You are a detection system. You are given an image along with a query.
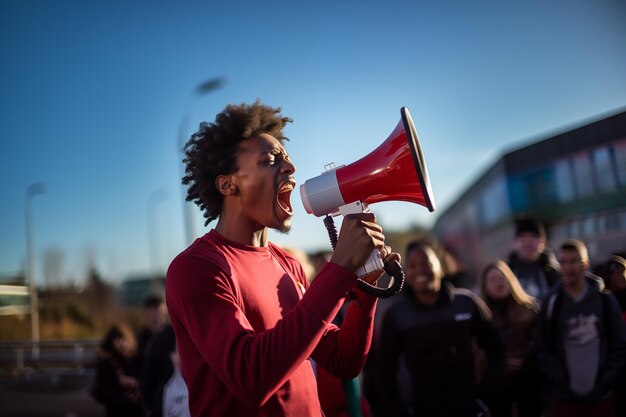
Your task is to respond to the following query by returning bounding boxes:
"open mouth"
[276,181,295,216]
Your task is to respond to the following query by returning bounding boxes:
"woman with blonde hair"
[480,260,542,417]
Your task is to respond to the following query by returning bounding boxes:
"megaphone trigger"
[338,201,369,216]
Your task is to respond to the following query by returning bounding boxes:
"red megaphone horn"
[300,107,435,216]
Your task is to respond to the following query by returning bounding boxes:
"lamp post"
[147,187,168,292]
[178,77,226,246]
[25,182,45,360]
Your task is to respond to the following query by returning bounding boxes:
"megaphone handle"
[355,250,384,277]
[323,213,405,299]
[337,201,385,277]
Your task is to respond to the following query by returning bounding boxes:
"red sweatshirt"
[165,230,377,417]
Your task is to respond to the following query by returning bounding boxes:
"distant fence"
[0,339,100,373]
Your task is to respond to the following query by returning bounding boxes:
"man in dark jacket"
[141,324,176,417]
[537,239,626,417]
[379,240,506,417]
[508,217,560,300]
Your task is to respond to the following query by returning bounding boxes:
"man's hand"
[329,213,385,273]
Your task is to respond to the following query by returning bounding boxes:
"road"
[0,371,104,417]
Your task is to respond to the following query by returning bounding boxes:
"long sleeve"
[311,287,377,379]
[167,253,359,409]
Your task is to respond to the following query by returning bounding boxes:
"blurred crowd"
[91,295,187,417]
[91,217,626,417]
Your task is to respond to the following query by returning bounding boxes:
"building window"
[479,177,510,227]
[554,159,576,202]
[508,176,528,212]
[592,146,617,193]
[583,216,596,237]
[614,138,626,187]
[572,151,594,198]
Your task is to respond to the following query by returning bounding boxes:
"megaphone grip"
[355,250,385,277]
[322,214,405,299]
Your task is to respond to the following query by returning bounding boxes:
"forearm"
[311,288,377,378]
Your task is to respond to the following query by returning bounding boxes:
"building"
[119,274,165,307]
[432,108,626,284]
[0,272,29,316]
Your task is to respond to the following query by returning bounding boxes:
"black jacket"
[92,351,144,417]
[379,283,506,417]
[141,324,176,417]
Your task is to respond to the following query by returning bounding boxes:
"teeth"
[279,183,294,192]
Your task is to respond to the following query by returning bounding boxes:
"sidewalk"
[0,371,104,417]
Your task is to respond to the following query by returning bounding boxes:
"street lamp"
[25,182,45,360]
[178,77,226,246]
[147,187,168,285]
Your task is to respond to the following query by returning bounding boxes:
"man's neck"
[519,253,541,264]
[215,217,268,247]
[416,289,439,305]
[564,276,586,299]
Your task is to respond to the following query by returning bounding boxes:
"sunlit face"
[515,232,545,262]
[484,267,510,300]
[405,246,443,294]
[559,249,587,288]
[230,134,296,233]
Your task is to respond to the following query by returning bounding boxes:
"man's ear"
[215,175,236,196]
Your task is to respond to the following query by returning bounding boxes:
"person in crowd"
[605,254,626,417]
[309,250,333,281]
[141,324,177,417]
[378,239,506,417]
[165,100,399,417]
[507,217,560,300]
[281,246,316,283]
[606,255,626,318]
[136,295,167,370]
[162,348,191,417]
[92,325,145,417]
[537,239,626,417]
[479,260,542,417]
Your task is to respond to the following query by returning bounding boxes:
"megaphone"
[300,107,435,298]
[301,107,435,216]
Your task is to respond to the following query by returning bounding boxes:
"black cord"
[323,215,338,251]
[323,215,405,299]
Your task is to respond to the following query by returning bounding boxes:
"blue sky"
[1,0,625,285]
